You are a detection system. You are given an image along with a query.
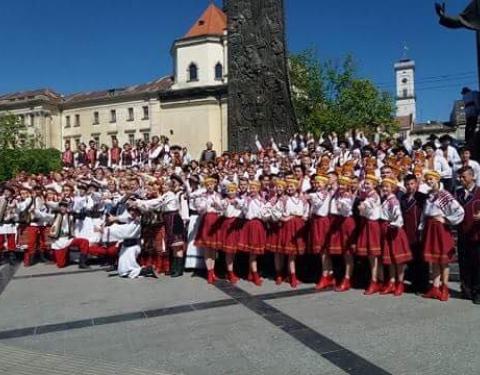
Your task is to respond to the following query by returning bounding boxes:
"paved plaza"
[0,261,479,375]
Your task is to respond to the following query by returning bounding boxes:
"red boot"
[380,282,396,295]
[315,274,335,290]
[289,273,299,289]
[439,285,450,302]
[335,278,351,292]
[227,271,239,284]
[23,253,32,267]
[422,286,441,300]
[394,282,405,297]
[207,270,218,284]
[364,281,381,295]
[252,272,263,287]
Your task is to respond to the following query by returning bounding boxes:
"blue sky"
[0,0,475,122]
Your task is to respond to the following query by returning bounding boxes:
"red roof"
[184,3,227,39]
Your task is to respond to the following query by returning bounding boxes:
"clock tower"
[395,59,416,123]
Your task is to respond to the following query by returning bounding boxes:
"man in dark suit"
[400,174,428,293]
[200,142,217,163]
[456,166,480,304]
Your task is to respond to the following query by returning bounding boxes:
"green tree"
[0,113,26,149]
[289,49,398,137]
[0,113,59,181]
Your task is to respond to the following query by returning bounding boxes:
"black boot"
[38,251,49,263]
[79,253,90,269]
[140,265,157,278]
[8,252,16,266]
[171,257,184,278]
[169,257,177,277]
[105,263,117,272]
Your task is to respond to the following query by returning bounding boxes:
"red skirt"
[309,215,330,254]
[328,215,355,255]
[266,222,282,253]
[423,218,455,265]
[278,217,307,255]
[380,221,412,265]
[195,213,222,251]
[219,217,243,254]
[356,218,382,257]
[238,219,266,255]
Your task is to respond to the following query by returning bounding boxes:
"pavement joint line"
[12,267,107,280]
[214,280,392,375]
[0,298,239,340]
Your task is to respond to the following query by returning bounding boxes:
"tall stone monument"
[224,0,298,151]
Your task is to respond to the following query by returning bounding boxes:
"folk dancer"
[455,166,480,304]
[421,170,464,302]
[379,178,412,296]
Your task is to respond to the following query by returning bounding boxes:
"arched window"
[403,88,408,98]
[215,63,223,81]
[188,63,198,82]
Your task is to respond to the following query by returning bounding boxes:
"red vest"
[456,186,480,242]
[62,150,74,166]
[110,147,121,164]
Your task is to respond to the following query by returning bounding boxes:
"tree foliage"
[0,113,59,181]
[289,49,398,137]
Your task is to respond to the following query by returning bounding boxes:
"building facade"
[0,3,228,159]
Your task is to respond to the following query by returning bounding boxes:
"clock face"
[402,78,408,84]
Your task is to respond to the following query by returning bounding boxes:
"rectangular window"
[93,111,99,125]
[403,88,408,98]
[74,114,80,127]
[92,135,100,145]
[74,137,81,147]
[65,115,71,128]
[128,133,135,145]
[127,107,134,121]
[29,114,35,127]
[110,134,117,143]
[110,109,116,123]
[143,132,150,142]
[142,106,149,120]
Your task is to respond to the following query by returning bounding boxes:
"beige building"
[0,3,228,159]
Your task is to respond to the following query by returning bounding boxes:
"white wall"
[172,37,226,89]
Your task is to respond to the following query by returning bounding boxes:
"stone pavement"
[0,261,479,375]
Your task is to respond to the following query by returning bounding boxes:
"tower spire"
[402,41,409,60]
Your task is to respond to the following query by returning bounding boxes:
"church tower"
[171,3,227,90]
[395,59,416,123]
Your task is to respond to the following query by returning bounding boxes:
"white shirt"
[330,192,353,217]
[420,191,465,228]
[359,191,381,220]
[283,195,309,220]
[240,196,266,220]
[309,190,331,217]
[380,195,403,227]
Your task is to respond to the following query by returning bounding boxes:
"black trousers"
[465,115,478,145]
[406,243,429,292]
[457,238,480,297]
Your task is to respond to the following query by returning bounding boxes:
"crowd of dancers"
[1,131,480,304]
